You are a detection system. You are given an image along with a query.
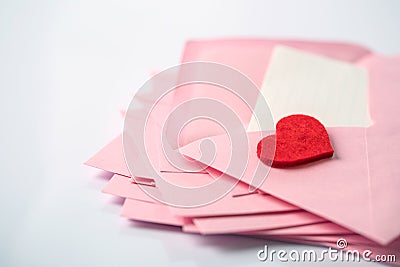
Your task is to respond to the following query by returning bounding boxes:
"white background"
[1,0,399,266]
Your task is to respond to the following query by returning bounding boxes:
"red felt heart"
[257,114,334,168]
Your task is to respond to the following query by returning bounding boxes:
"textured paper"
[248,46,371,131]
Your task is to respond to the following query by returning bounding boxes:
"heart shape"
[257,114,334,168]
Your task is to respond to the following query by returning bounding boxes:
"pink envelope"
[85,133,206,185]
[89,139,318,229]
[86,135,128,178]
[115,184,400,263]
[170,39,372,151]
[250,222,353,236]
[87,133,317,224]
[120,196,325,234]
[102,174,158,204]
[109,174,356,235]
[191,211,326,234]
[183,221,353,236]
[103,174,299,217]
[119,198,362,244]
[180,55,400,245]
[121,198,189,227]
[119,198,397,251]
[119,197,306,232]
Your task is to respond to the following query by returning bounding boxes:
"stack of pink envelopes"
[86,39,400,265]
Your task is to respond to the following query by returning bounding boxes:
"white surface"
[1,0,399,266]
[248,46,370,131]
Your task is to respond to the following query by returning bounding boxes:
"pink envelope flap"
[102,174,158,204]
[85,134,128,177]
[192,211,326,234]
[183,221,353,236]
[121,198,189,227]
[252,222,354,236]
